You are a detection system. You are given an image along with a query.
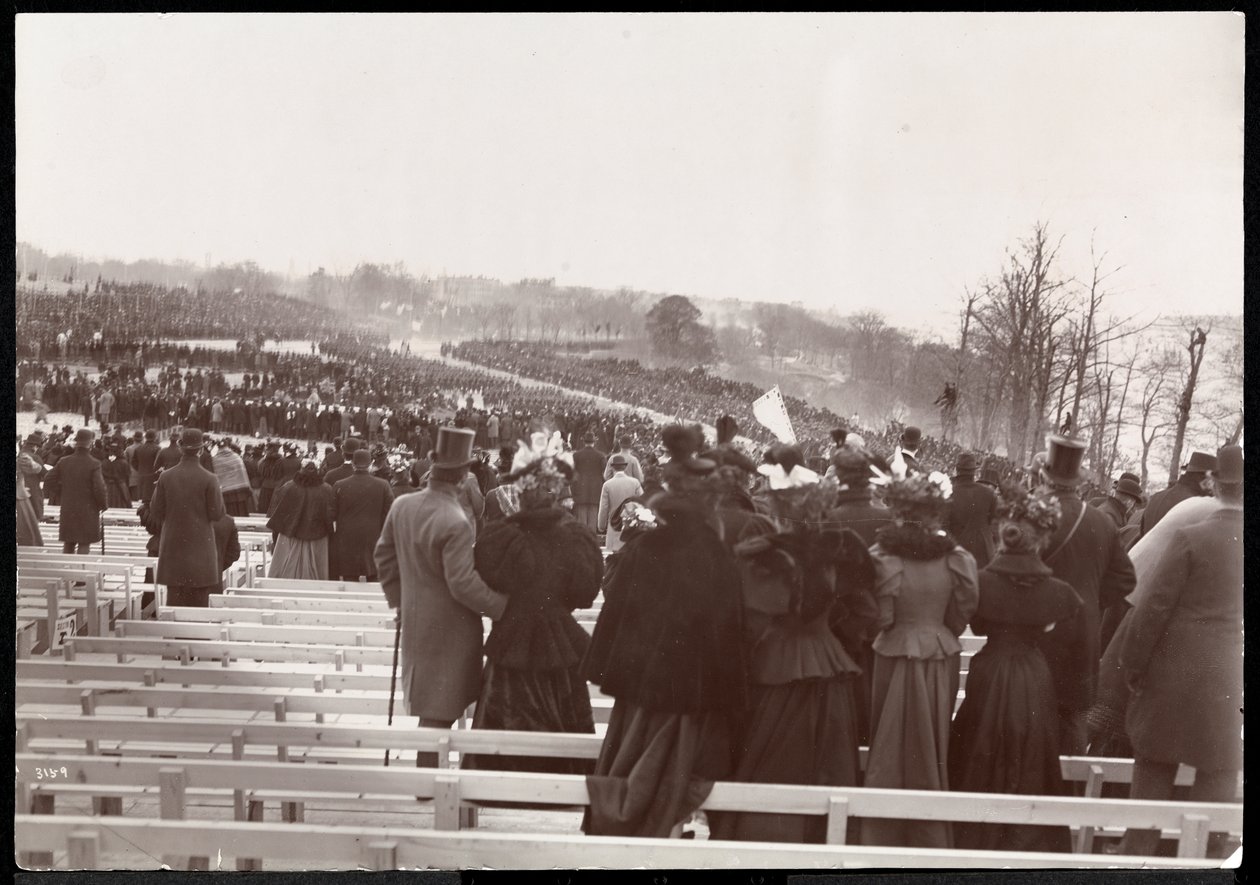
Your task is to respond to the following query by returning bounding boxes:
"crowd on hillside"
[15,283,388,361]
[452,340,1023,480]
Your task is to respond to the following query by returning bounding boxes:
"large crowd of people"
[450,340,1020,481]
[14,294,1241,858]
[15,282,389,361]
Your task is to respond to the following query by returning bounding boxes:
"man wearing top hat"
[45,428,107,554]
[374,426,509,761]
[1117,445,1243,858]
[945,451,998,570]
[1035,434,1137,755]
[1138,451,1217,538]
[145,428,228,607]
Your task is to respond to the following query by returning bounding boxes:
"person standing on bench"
[46,427,107,554]
[145,428,227,607]
[374,426,508,765]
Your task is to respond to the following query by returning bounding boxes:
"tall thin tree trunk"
[1167,327,1208,486]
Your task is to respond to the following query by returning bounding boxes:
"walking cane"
[384,609,402,766]
[100,510,106,555]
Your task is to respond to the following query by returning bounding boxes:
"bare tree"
[966,222,1071,465]
[1166,325,1210,486]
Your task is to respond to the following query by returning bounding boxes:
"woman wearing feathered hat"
[861,471,979,850]
[708,450,878,844]
[581,423,747,839]
[462,438,603,779]
[947,484,1081,853]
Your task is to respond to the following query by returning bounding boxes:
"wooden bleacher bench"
[17,815,1227,871]
[14,753,1239,867]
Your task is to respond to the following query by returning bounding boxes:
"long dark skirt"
[861,652,958,849]
[948,638,1072,852]
[222,487,253,517]
[708,677,862,844]
[462,661,596,776]
[582,700,736,839]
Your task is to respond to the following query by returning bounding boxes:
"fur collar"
[874,524,957,560]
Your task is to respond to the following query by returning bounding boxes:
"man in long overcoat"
[571,431,607,532]
[945,451,998,569]
[1117,445,1242,857]
[130,429,162,505]
[332,449,394,582]
[1036,435,1136,755]
[47,428,107,553]
[146,428,227,607]
[374,426,507,765]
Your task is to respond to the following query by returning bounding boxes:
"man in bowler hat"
[1139,451,1217,538]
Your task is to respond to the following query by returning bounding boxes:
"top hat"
[955,451,979,476]
[979,464,1002,487]
[716,416,739,445]
[1181,451,1217,474]
[23,434,41,447]
[1041,435,1086,484]
[73,428,95,448]
[352,449,372,468]
[830,427,848,446]
[609,453,628,468]
[900,426,922,448]
[179,428,205,450]
[432,426,476,468]
[1214,444,1243,484]
[1114,477,1144,502]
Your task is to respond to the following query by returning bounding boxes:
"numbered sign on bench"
[50,615,77,652]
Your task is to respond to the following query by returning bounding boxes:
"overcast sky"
[16,13,1244,336]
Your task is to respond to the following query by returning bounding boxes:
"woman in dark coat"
[708,461,878,844]
[861,472,979,850]
[581,424,747,839]
[256,442,285,514]
[266,460,336,580]
[101,441,133,508]
[948,485,1080,853]
[463,453,604,775]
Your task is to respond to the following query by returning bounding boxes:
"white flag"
[752,385,796,444]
